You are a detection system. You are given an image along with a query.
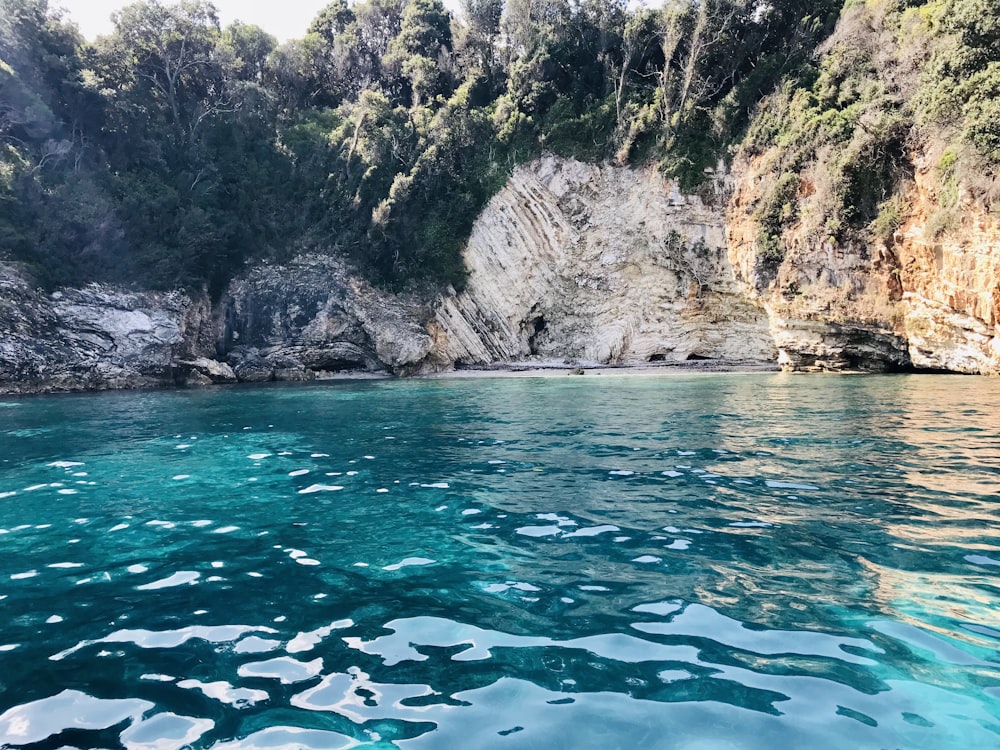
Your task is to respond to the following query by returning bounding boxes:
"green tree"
[456,0,503,93]
[384,0,453,106]
[220,21,276,83]
[96,0,226,148]
[309,0,356,44]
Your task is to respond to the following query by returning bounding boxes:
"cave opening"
[528,316,547,355]
[846,353,955,374]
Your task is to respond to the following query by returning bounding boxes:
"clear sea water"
[0,373,998,750]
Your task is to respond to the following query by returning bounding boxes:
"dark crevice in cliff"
[895,363,968,375]
[528,316,547,356]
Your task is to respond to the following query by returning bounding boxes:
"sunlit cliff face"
[728,140,1000,376]
[434,156,776,366]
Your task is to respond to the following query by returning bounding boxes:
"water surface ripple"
[0,374,998,748]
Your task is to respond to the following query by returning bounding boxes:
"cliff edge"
[3,152,998,394]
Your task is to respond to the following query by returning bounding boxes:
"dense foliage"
[742,0,1000,282]
[1,0,841,291]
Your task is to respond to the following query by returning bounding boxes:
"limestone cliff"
[721,0,1000,375]
[894,150,1000,373]
[727,144,1000,376]
[0,255,437,393]
[4,152,1000,395]
[433,156,775,366]
[726,152,914,373]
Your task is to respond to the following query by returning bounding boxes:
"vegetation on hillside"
[741,0,1000,284]
[0,0,871,293]
[7,0,1000,291]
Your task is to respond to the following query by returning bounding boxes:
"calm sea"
[0,374,998,749]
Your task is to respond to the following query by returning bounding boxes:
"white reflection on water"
[0,690,152,745]
[50,624,277,660]
[177,679,269,709]
[630,603,881,663]
[119,711,214,750]
[136,571,200,590]
[344,615,701,666]
[210,726,357,750]
[287,618,355,653]
[237,656,324,684]
[233,635,282,654]
[292,667,435,722]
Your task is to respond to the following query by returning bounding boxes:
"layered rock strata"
[727,149,1000,375]
[4,154,1000,394]
[894,153,1000,374]
[434,156,775,365]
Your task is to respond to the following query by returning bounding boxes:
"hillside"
[2,0,999,386]
[728,0,1000,372]
[1,0,839,290]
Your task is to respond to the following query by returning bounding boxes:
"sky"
[58,1,662,43]
[58,0,463,42]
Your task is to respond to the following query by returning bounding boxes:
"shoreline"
[1,358,973,397]
[0,359,782,397]
[419,359,781,380]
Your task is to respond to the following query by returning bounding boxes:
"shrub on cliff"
[739,0,1000,274]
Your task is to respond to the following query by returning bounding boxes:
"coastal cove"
[3,156,999,397]
[1,373,998,748]
[3,2,1000,748]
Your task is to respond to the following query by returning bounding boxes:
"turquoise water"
[0,374,998,749]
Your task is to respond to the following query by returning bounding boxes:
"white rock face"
[433,157,776,365]
[54,288,192,366]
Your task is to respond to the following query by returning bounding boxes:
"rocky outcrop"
[178,357,237,385]
[0,254,439,394]
[726,153,914,373]
[433,156,776,366]
[216,255,439,377]
[766,314,911,373]
[893,150,1000,374]
[0,264,213,394]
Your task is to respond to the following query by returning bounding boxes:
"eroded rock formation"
[727,148,1000,375]
[434,156,775,366]
[217,255,438,378]
[0,265,213,393]
[3,154,999,394]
